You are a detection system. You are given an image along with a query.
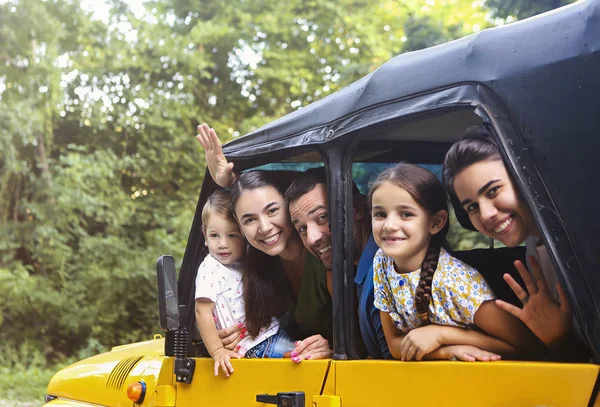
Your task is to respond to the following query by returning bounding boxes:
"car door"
[176,358,332,406]
[329,106,600,407]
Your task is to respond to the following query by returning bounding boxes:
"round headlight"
[126,381,147,404]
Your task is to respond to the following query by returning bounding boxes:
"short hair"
[285,167,362,206]
[285,167,327,205]
[201,188,236,235]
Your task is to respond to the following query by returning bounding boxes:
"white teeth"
[318,245,331,254]
[263,233,279,243]
[494,218,512,234]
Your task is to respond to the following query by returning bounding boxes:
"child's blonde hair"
[201,189,237,235]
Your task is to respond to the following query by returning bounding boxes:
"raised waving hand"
[196,123,236,188]
[495,256,572,346]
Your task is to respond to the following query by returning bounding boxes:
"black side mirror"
[156,255,196,383]
[156,255,179,331]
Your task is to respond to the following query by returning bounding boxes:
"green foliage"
[0,0,571,388]
[446,211,489,251]
[0,0,190,363]
[485,0,574,20]
[0,341,56,404]
[0,365,55,403]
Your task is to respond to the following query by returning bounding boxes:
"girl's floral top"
[373,248,494,333]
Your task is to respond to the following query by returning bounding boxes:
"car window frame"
[178,88,598,363]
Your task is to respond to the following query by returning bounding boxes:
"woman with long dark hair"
[196,123,332,362]
[443,126,579,358]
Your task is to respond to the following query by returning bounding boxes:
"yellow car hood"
[46,338,169,406]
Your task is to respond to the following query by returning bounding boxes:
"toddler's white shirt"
[195,254,279,356]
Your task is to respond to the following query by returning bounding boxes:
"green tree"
[0,0,196,360]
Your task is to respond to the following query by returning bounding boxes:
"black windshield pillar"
[323,140,356,359]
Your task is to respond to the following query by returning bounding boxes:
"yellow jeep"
[44,1,600,405]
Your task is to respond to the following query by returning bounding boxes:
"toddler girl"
[195,189,295,377]
[370,163,533,361]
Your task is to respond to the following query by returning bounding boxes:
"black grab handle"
[256,392,305,407]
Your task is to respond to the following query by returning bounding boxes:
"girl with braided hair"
[370,163,534,361]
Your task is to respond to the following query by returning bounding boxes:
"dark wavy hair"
[284,167,326,205]
[285,166,363,208]
[230,171,291,337]
[442,126,502,231]
[368,163,449,323]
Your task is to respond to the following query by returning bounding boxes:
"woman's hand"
[400,325,444,361]
[196,123,236,188]
[444,345,502,362]
[284,335,332,362]
[212,347,242,377]
[217,322,246,351]
[495,256,572,346]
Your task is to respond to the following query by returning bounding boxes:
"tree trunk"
[12,175,21,222]
[35,131,52,185]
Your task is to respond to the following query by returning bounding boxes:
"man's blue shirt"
[355,235,391,359]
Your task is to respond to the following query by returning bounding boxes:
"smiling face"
[371,182,445,273]
[453,159,537,247]
[204,213,246,265]
[289,183,332,269]
[233,185,293,257]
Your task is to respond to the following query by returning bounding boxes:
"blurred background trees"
[0,0,574,399]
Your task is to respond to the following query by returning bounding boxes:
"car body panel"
[176,358,331,406]
[45,355,600,406]
[334,360,599,406]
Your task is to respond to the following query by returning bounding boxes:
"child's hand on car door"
[212,347,242,377]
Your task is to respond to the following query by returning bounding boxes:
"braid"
[414,234,443,325]
[367,162,449,326]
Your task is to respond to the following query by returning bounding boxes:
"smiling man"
[285,167,391,359]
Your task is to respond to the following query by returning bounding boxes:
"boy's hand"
[400,325,443,360]
[212,347,242,377]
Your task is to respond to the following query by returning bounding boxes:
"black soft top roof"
[224,0,599,157]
